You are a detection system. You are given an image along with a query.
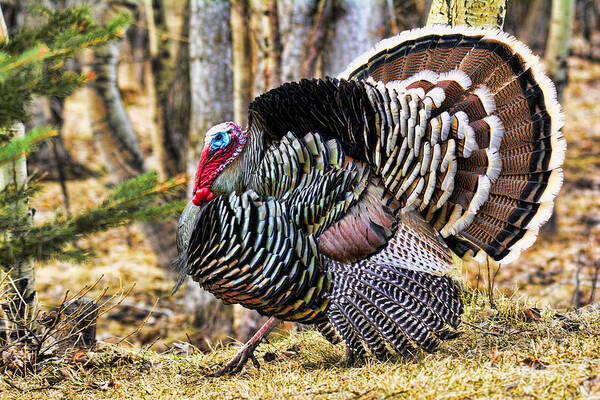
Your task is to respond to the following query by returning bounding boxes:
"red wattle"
[193,147,212,191]
[192,187,215,205]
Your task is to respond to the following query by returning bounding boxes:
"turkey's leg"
[207,316,281,376]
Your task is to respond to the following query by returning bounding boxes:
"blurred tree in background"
[0,4,184,341]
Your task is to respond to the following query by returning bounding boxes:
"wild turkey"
[175,25,565,375]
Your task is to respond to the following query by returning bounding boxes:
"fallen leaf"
[60,366,74,380]
[490,346,503,366]
[524,308,541,322]
[72,350,88,363]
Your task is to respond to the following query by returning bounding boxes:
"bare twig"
[463,321,503,337]
[117,298,158,345]
[0,276,135,374]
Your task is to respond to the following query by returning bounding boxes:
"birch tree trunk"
[0,5,35,339]
[321,0,387,77]
[231,0,253,127]
[426,0,507,29]
[186,0,234,337]
[542,0,575,234]
[545,0,575,97]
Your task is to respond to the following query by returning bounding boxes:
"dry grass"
[1,292,599,399]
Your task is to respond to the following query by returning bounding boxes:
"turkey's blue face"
[192,122,246,206]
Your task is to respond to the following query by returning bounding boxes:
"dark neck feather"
[240,124,267,190]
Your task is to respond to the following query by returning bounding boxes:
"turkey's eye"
[211,131,231,151]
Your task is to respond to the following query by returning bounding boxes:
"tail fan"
[339,26,565,263]
[326,260,463,357]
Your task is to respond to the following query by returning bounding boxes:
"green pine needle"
[0,126,58,165]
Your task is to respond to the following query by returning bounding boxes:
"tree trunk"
[251,0,284,94]
[545,0,575,96]
[505,0,551,53]
[88,35,179,271]
[142,0,167,179]
[263,0,283,89]
[242,0,318,341]
[157,0,190,177]
[0,124,35,341]
[321,0,387,77]
[89,42,147,179]
[279,0,319,80]
[299,0,332,78]
[232,0,258,339]
[542,0,575,234]
[426,0,507,29]
[186,0,234,336]
[231,0,253,127]
[144,0,190,178]
[120,4,147,94]
[0,5,35,341]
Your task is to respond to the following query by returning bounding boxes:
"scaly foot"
[206,316,281,377]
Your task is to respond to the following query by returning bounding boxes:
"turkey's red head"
[192,122,246,206]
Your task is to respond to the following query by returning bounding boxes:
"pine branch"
[0,173,185,267]
[0,7,131,127]
[0,126,58,166]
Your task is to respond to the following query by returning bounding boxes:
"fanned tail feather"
[339,25,566,263]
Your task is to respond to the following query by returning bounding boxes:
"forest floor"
[2,294,600,399]
[1,55,600,398]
